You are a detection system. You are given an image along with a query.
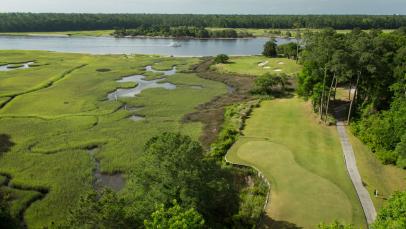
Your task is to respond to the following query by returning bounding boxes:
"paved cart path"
[336,121,377,225]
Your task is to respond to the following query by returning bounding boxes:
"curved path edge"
[336,121,377,225]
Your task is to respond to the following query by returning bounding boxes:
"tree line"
[113,26,253,38]
[1,13,406,32]
[298,28,406,168]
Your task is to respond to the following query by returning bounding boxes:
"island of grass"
[212,55,302,77]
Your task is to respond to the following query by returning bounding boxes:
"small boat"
[169,42,181,47]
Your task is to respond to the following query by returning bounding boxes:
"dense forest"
[1,13,406,32]
[113,27,253,38]
[298,28,406,168]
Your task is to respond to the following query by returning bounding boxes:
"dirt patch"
[183,58,254,148]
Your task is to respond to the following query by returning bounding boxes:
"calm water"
[0,35,296,56]
[0,61,34,71]
[107,66,177,100]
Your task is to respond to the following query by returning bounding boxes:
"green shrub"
[262,40,277,57]
[372,191,406,229]
[214,54,229,64]
[253,73,289,95]
[318,221,354,229]
[395,134,406,168]
[376,150,399,165]
[210,128,239,158]
[144,200,205,229]
[352,97,406,167]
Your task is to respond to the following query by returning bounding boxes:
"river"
[0,35,296,56]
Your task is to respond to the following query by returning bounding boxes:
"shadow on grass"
[0,134,14,155]
[271,89,295,99]
[261,214,303,229]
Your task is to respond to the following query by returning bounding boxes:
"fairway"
[227,98,366,228]
[0,50,227,228]
[212,56,302,76]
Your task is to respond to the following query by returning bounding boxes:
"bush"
[214,54,229,64]
[353,97,406,167]
[376,150,399,165]
[253,73,289,95]
[144,200,205,229]
[373,191,406,229]
[318,221,354,229]
[395,134,406,168]
[210,128,239,158]
[262,40,277,57]
[277,42,299,59]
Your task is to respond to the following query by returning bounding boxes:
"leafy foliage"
[277,42,299,59]
[253,73,289,95]
[298,28,406,167]
[262,40,278,57]
[114,26,253,38]
[373,191,406,229]
[1,14,406,32]
[144,200,205,229]
[318,221,354,229]
[127,132,240,227]
[214,54,230,64]
[64,189,133,229]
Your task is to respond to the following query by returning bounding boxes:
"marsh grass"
[0,50,226,228]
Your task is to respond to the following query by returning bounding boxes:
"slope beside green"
[227,98,366,228]
[347,130,406,210]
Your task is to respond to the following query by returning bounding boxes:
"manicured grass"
[347,129,406,210]
[226,98,366,228]
[212,56,302,77]
[0,50,227,228]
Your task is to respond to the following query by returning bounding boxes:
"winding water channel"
[0,61,34,71]
[107,65,177,100]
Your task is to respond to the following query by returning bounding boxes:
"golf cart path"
[336,121,377,225]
